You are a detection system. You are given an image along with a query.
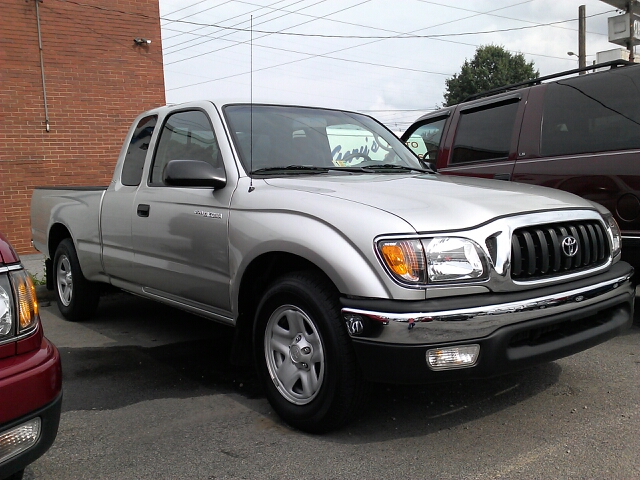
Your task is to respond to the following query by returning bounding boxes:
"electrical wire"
[165,0,371,65]
[162,27,454,75]
[46,0,607,92]
[416,0,610,37]
[159,11,614,39]
[162,0,220,19]
[165,0,561,92]
[163,0,303,47]
[164,0,329,56]
[50,0,612,41]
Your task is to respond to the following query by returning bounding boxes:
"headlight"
[9,270,39,334]
[377,237,488,285]
[602,213,621,259]
[0,269,40,343]
[424,237,487,283]
[0,284,11,336]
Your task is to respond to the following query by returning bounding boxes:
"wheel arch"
[231,252,339,366]
[48,223,72,260]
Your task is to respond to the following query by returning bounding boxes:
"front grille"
[511,220,609,280]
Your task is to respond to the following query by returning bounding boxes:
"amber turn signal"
[10,269,39,333]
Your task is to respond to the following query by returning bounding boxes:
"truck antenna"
[248,15,255,193]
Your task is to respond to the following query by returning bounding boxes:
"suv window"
[121,116,157,186]
[404,117,447,162]
[151,110,221,185]
[451,101,519,164]
[541,70,640,156]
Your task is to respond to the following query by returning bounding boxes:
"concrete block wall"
[1,0,165,254]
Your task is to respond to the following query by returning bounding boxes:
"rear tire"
[53,238,99,321]
[254,271,365,433]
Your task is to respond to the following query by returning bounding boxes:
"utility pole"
[579,5,586,73]
[601,0,639,62]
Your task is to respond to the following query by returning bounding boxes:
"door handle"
[493,173,511,181]
[137,204,150,217]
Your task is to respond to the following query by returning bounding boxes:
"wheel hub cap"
[264,305,325,405]
[289,335,313,370]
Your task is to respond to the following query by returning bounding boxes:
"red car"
[0,233,61,480]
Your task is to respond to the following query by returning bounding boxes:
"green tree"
[444,45,538,106]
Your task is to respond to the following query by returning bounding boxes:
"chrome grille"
[511,221,609,280]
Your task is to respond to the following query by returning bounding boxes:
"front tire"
[4,469,25,480]
[53,238,99,321]
[254,271,364,433]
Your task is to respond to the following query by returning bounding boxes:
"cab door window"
[151,110,222,185]
[452,101,519,164]
[121,115,157,186]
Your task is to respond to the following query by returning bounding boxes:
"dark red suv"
[0,233,61,480]
[402,61,639,281]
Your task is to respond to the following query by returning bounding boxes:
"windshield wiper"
[343,164,432,173]
[252,165,330,175]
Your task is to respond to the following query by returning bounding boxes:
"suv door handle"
[137,204,150,217]
[493,173,511,181]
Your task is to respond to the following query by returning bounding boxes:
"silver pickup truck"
[31,101,635,432]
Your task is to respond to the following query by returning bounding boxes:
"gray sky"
[159,0,623,132]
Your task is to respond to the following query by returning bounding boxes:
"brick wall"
[1,0,165,254]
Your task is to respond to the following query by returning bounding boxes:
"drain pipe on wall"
[35,0,50,132]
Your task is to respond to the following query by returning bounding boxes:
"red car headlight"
[10,269,40,334]
[0,268,41,342]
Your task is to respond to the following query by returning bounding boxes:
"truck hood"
[263,173,595,233]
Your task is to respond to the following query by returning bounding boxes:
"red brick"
[1,0,165,253]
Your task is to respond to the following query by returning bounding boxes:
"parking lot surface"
[24,289,640,479]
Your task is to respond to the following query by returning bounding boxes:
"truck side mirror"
[163,159,227,189]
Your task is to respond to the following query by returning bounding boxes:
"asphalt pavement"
[21,279,640,479]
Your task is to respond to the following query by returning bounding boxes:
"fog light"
[426,345,480,370]
[0,418,41,464]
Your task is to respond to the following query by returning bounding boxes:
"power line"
[165,0,334,58]
[47,0,600,91]
[165,0,371,65]
[162,0,234,25]
[416,0,609,37]
[160,11,613,39]
[162,27,454,75]
[163,0,303,46]
[51,0,612,40]
[165,0,556,92]
[163,0,219,19]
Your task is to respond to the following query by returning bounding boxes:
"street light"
[568,51,587,74]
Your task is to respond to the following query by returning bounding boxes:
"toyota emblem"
[561,236,578,257]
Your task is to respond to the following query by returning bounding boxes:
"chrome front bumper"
[342,266,635,345]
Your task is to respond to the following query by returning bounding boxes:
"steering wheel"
[373,132,393,152]
[341,152,372,165]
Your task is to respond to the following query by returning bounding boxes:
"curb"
[35,285,56,304]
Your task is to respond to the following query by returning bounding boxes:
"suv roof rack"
[462,59,634,103]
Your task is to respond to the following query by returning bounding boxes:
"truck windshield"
[223,104,427,174]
